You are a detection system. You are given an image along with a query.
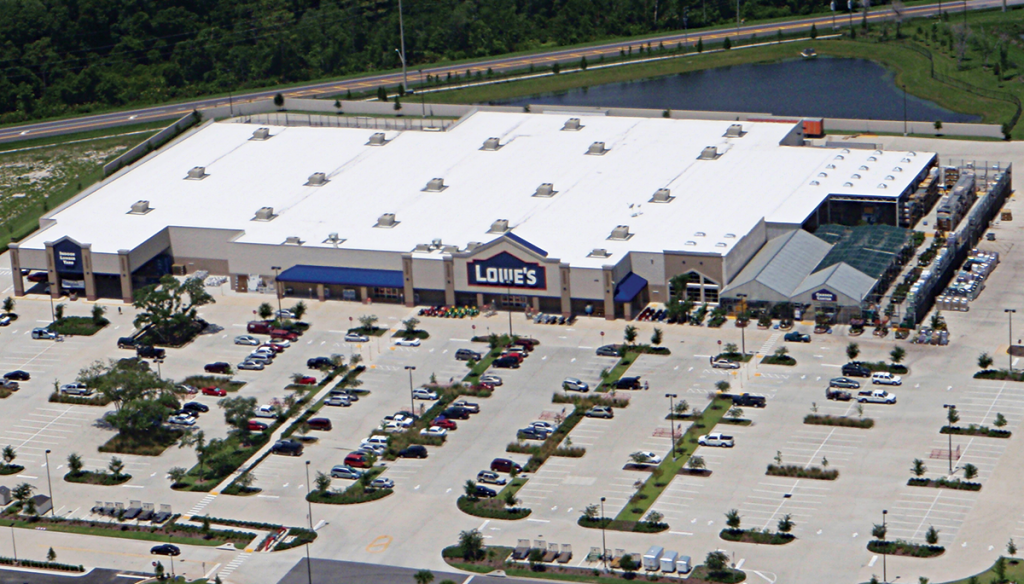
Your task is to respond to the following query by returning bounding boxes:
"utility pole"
[398,0,409,93]
[666,394,678,459]
[405,366,416,415]
[1006,309,1016,371]
[271,266,282,316]
[304,461,314,584]
[943,404,956,473]
[44,449,54,516]
[882,509,888,582]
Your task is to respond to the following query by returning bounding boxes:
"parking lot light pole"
[943,404,956,473]
[44,449,54,516]
[405,366,416,415]
[882,509,887,582]
[304,460,313,584]
[1005,309,1016,371]
[666,394,678,460]
[736,294,748,356]
[600,497,608,572]
[271,266,283,316]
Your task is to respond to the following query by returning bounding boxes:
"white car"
[361,435,389,449]
[394,338,421,347]
[59,382,91,396]
[871,372,903,386]
[361,443,386,456]
[275,309,296,320]
[631,451,663,464]
[530,421,556,433]
[479,375,502,386]
[711,359,740,370]
[370,477,395,489]
[419,426,448,437]
[381,417,413,430]
[345,333,370,343]
[234,335,260,346]
[254,405,278,418]
[237,361,264,371]
[412,388,438,400]
[562,377,590,392]
[168,414,196,426]
[268,338,291,348]
[325,396,351,407]
[0,315,10,326]
[698,433,735,447]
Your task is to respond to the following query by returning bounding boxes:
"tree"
[995,557,1007,581]
[934,120,943,133]
[315,471,332,493]
[705,550,729,572]
[872,522,887,541]
[108,456,125,480]
[551,62,561,74]
[946,405,960,428]
[645,510,664,526]
[724,342,739,356]
[464,480,478,500]
[219,396,257,436]
[715,380,731,393]
[925,525,940,545]
[11,483,33,507]
[402,317,420,336]
[978,352,994,370]
[414,570,435,584]
[502,489,518,509]
[154,562,164,580]
[728,406,744,421]
[725,508,741,530]
[2,297,14,314]
[773,346,789,360]
[132,275,214,343]
[697,38,704,52]
[674,400,690,417]
[235,471,256,492]
[394,97,402,111]
[777,513,794,533]
[79,357,174,414]
[810,401,819,414]
[47,547,56,562]
[994,413,1008,428]
[583,504,600,521]
[963,463,978,480]
[273,93,284,107]
[619,554,637,577]
[91,304,106,324]
[359,314,379,331]
[1,445,15,468]
[580,56,588,70]
[1007,538,1017,560]
[67,452,83,476]
[458,529,484,561]
[651,327,663,346]
[811,23,818,38]
[54,303,65,322]
[774,451,783,465]
[856,403,865,420]
[630,452,653,465]
[688,455,706,471]
[291,301,307,320]
[912,458,927,477]
[257,303,274,320]
[168,466,187,487]
[624,325,638,344]
[723,36,732,50]
[890,346,905,365]
[846,342,860,361]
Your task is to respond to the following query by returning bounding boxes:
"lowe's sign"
[467,252,546,290]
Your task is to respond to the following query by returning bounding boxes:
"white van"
[871,371,902,386]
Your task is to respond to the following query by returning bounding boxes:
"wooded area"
[1,0,844,123]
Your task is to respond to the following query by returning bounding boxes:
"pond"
[502,57,980,123]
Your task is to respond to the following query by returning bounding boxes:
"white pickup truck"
[698,433,735,447]
[857,390,897,404]
[254,405,278,418]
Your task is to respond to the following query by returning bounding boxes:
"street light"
[943,404,956,473]
[666,394,678,460]
[44,449,54,516]
[736,294,748,356]
[405,366,416,415]
[154,357,163,379]
[600,497,608,572]
[271,266,282,316]
[304,460,314,584]
[1005,309,1016,372]
[506,285,514,338]
[882,509,888,582]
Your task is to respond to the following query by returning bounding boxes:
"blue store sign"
[812,289,837,303]
[53,239,83,274]
[467,252,546,290]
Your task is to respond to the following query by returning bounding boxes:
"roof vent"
[367,132,387,146]
[375,213,398,228]
[810,181,820,186]
[694,231,706,237]
[608,225,632,241]
[251,128,271,141]
[851,174,861,179]
[724,233,736,238]
[562,118,583,131]
[465,242,482,251]
[324,233,345,246]
[874,150,883,155]
[128,200,152,215]
[818,172,828,178]
[826,164,836,169]
[413,243,431,252]
[253,207,276,221]
[885,175,895,180]
[685,241,696,246]
[431,238,443,249]
[424,178,447,192]
[724,124,745,138]
[650,188,674,203]
[842,149,851,154]
[877,183,888,189]
[867,156,878,162]
[489,219,510,233]
[908,151,916,156]
[859,165,869,171]
[893,166,903,172]
[533,183,556,198]
[481,137,502,151]
[586,141,608,156]
[185,166,208,180]
[589,248,611,258]
[305,172,328,186]
[834,155,845,161]
[698,146,720,160]
[843,182,854,187]
[284,236,304,245]
[715,242,728,247]
[901,157,912,163]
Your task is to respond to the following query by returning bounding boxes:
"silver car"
[344,333,370,343]
[246,353,273,364]
[234,335,260,346]
[325,395,351,407]
[237,361,265,371]
[330,465,362,480]
[370,477,395,489]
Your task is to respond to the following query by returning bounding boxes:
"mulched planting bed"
[941,424,1011,438]
[720,529,795,545]
[766,464,838,480]
[49,391,112,406]
[868,539,945,557]
[804,414,874,428]
[458,496,531,520]
[577,517,668,533]
[908,477,982,491]
[64,471,131,486]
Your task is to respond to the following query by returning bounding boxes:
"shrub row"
[766,464,839,480]
[64,471,131,485]
[0,556,84,572]
[761,355,796,366]
[458,496,531,520]
[274,527,317,551]
[868,539,945,557]
[0,465,24,476]
[974,369,1024,382]
[941,424,1011,438]
[720,529,795,545]
[307,486,393,505]
[49,316,108,336]
[577,517,668,533]
[48,391,112,406]
[908,477,982,491]
[804,414,875,428]
[858,361,908,374]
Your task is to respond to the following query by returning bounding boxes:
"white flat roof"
[22,112,933,267]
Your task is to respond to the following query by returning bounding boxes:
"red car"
[431,417,458,430]
[259,344,283,354]
[295,376,317,385]
[201,387,227,397]
[248,420,268,432]
[26,272,48,283]
[344,452,370,468]
[499,352,524,363]
[473,382,495,391]
[270,329,298,341]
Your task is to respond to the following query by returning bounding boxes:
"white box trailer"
[660,550,678,572]
[676,555,692,573]
[642,546,664,571]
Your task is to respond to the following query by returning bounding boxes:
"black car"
[841,363,871,377]
[150,544,180,556]
[455,348,482,361]
[492,357,521,369]
[307,357,334,369]
[182,402,209,414]
[136,345,166,359]
[615,376,642,390]
[398,444,428,458]
[596,345,620,357]
[3,371,29,381]
[117,337,137,349]
[441,407,471,420]
[517,427,548,441]
[474,485,498,498]
[204,362,231,374]
[270,439,304,456]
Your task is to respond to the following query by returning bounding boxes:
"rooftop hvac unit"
[128,200,151,215]
[562,118,583,131]
[251,127,271,141]
[442,245,459,253]
[305,172,327,186]
[185,166,208,180]
[465,242,482,251]
[413,243,431,252]
[588,248,611,258]
[367,132,387,146]
[376,213,398,228]
[253,207,276,221]
[284,236,304,245]
[533,183,556,198]
[724,124,745,138]
[608,225,632,241]
[489,219,510,233]
[431,238,443,249]
[698,146,719,160]
[481,137,501,151]
[424,177,447,192]
[586,141,608,156]
[650,188,674,203]
[323,233,345,246]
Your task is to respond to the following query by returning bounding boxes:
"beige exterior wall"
[630,252,667,304]
[411,256,446,290]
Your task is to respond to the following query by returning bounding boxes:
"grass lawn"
[182,375,246,392]
[941,557,1024,583]
[596,352,640,392]
[49,317,108,336]
[98,427,183,456]
[0,517,236,548]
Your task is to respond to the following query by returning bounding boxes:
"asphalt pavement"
[276,558,536,584]
[0,0,1017,145]
[0,567,138,584]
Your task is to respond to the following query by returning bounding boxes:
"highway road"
[0,0,1016,145]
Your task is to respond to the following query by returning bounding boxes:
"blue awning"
[276,265,403,288]
[614,273,648,303]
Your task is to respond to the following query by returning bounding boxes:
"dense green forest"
[1,0,853,123]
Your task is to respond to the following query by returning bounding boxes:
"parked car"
[476,470,507,485]
[370,477,395,489]
[31,328,58,340]
[825,387,852,401]
[168,414,196,426]
[234,335,260,345]
[857,390,897,404]
[26,272,48,283]
[492,357,520,369]
[710,358,740,370]
[182,402,209,414]
[237,361,265,371]
[615,376,642,390]
[585,406,614,419]
[150,544,180,556]
[270,329,298,342]
[117,337,137,349]
[3,370,29,381]
[325,395,351,407]
[871,372,903,386]
[478,375,502,386]
[698,433,735,447]
[530,421,556,433]
[275,309,296,320]
[247,420,269,432]
[257,344,283,354]
[331,465,363,480]
[412,388,438,400]
[455,348,482,361]
[490,458,522,474]
[271,439,303,456]
[431,417,458,430]
[247,321,273,334]
[307,418,333,431]
[562,377,590,392]
[630,451,663,465]
[450,400,479,413]
[498,351,524,363]
[136,345,165,359]
[204,362,231,374]
[294,376,317,385]
[517,427,548,441]
[330,389,358,401]
[268,338,291,348]
[784,331,811,343]
[177,384,198,395]
[344,452,372,468]
[829,377,860,389]
[254,405,277,418]
[441,407,470,420]
[842,362,872,377]
[245,353,273,365]
[307,357,334,369]
[1,379,19,391]
[59,382,91,396]
[474,485,498,498]
[398,445,428,459]
[344,332,369,343]
[201,386,227,397]
[420,426,448,438]
[724,393,767,408]
[394,338,421,347]
[596,345,620,357]
[513,338,539,351]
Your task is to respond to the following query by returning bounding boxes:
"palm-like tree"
[1,445,15,469]
[458,529,484,561]
[67,452,83,476]
[108,457,125,481]
[725,508,741,530]
[463,480,478,501]
[414,570,435,584]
